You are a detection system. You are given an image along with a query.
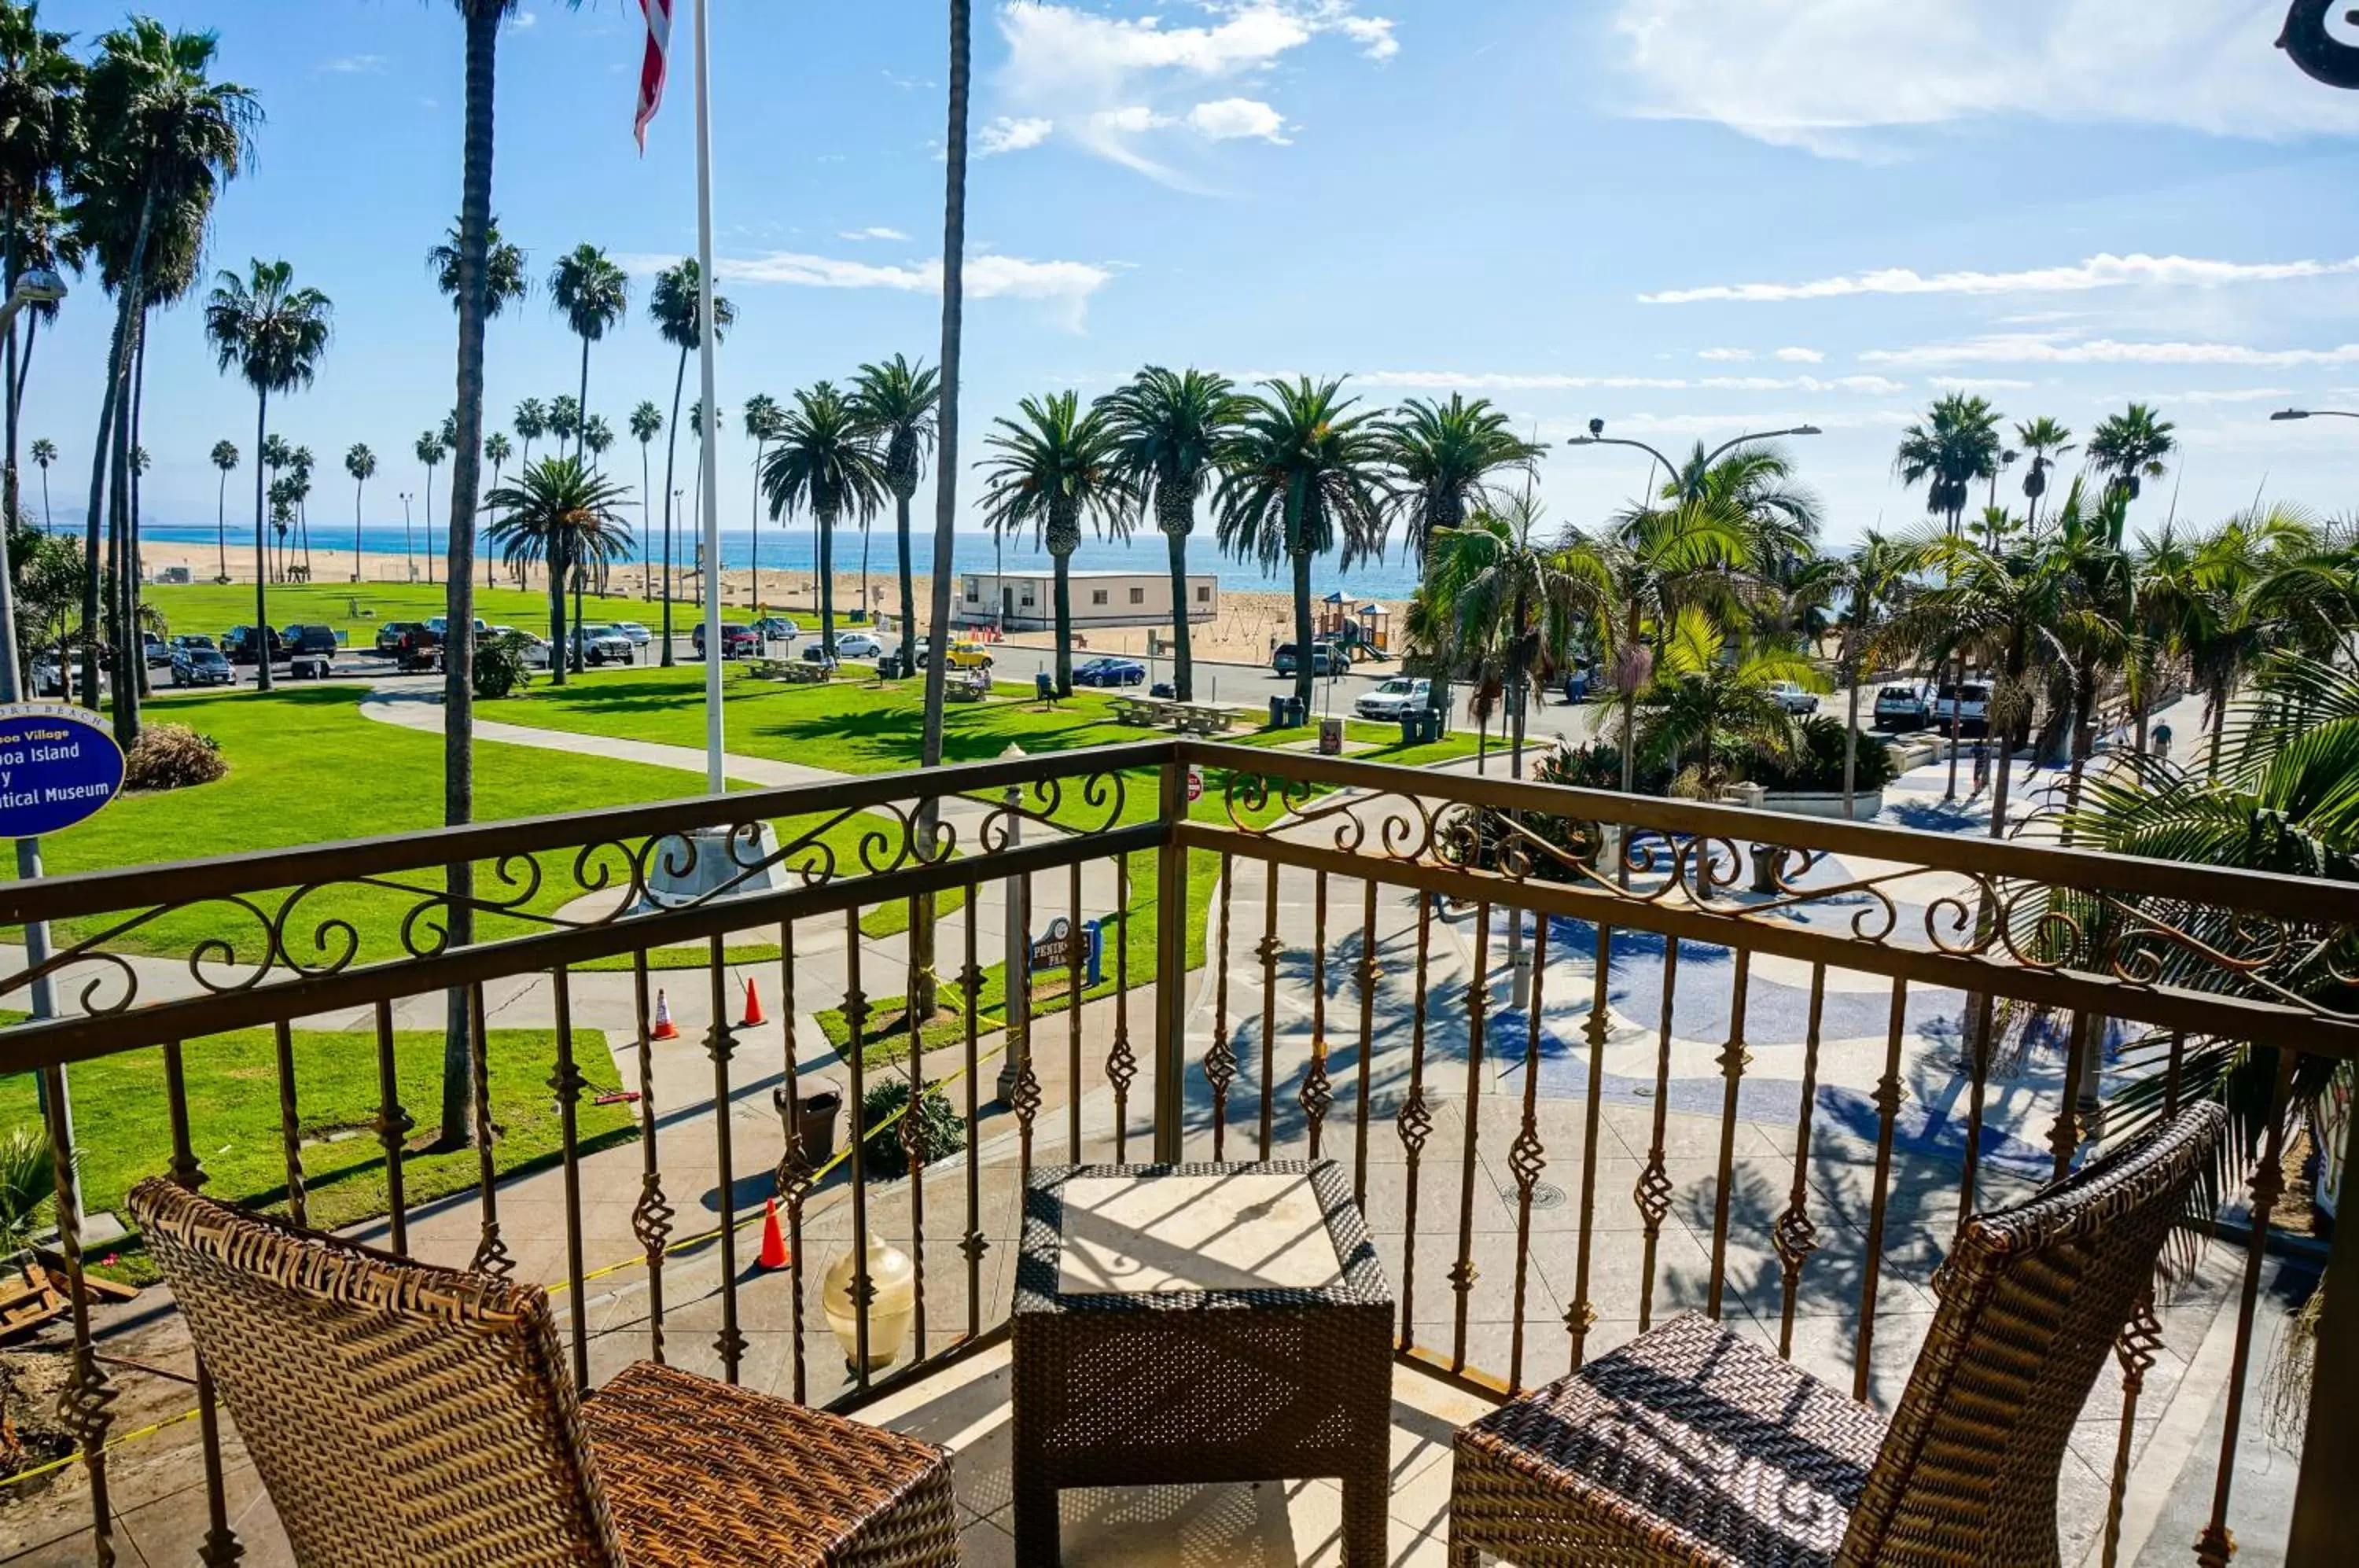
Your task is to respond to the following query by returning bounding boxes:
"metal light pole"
[400,492,414,583]
[2271,407,2359,421]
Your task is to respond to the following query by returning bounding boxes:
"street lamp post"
[2271,407,2359,421]
[399,492,415,583]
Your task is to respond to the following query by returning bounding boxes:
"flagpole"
[692,0,723,795]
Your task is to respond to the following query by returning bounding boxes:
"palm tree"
[344,443,376,580]
[1666,440,1822,586]
[1098,366,1233,702]
[1382,392,1546,569]
[202,258,329,698]
[1582,499,1752,795]
[646,256,734,663]
[581,413,613,470]
[1829,532,1908,815]
[0,1,79,538]
[77,17,256,713]
[629,400,661,600]
[513,396,546,467]
[1214,377,1391,712]
[1425,491,1610,776]
[481,430,511,590]
[205,438,234,579]
[980,391,1131,696]
[1597,605,1819,800]
[428,213,527,317]
[289,443,315,580]
[484,455,632,687]
[762,381,888,660]
[740,391,778,614]
[547,393,581,458]
[1895,392,2004,536]
[414,429,447,587]
[2087,403,2177,522]
[547,242,627,463]
[848,355,940,671]
[2015,416,2074,527]
[28,433,54,530]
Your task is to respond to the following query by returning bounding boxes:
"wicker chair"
[1448,1099,2226,1568]
[127,1178,960,1567]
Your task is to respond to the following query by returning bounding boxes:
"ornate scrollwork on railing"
[978,767,1128,851]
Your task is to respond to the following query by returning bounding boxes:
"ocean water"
[131,521,1428,602]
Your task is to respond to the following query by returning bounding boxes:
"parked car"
[1072,656,1145,687]
[694,622,760,660]
[748,616,798,643]
[1767,680,1821,716]
[142,631,169,667]
[376,620,426,657]
[1933,681,1992,732]
[170,633,217,654]
[916,637,993,672]
[1273,642,1348,677]
[611,621,653,647]
[426,617,491,645]
[169,645,235,688]
[219,625,282,664]
[279,624,339,657]
[1355,676,1433,720]
[571,624,635,667]
[831,631,885,661]
[1873,684,1930,730]
[30,653,65,696]
[489,627,552,669]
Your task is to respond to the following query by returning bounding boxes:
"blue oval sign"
[0,704,125,838]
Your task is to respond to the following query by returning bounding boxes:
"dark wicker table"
[1010,1160,1393,1565]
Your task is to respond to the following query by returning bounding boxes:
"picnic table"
[1110,695,1172,727]
[747,657,797,681]
[1171,703,1235,735]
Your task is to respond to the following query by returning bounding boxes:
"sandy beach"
[134,538,1410,668]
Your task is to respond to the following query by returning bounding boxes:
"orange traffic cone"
[740,976,767,1029]
[650,988,679,1041]
[757,1197,790,1269]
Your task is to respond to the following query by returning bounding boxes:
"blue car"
[1073,656,1146,687]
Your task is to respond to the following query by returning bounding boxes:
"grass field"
[144,579,673,650]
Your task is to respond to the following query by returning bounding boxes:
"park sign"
[0,704,124,838]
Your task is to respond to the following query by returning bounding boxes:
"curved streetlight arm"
[2271,408,2359,421]
[1566,425,1823,501]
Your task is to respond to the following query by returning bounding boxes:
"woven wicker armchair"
[127,1178,960,1568]
[1448,1099,2226,1568]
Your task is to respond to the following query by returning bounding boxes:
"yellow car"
[925,639,993,672]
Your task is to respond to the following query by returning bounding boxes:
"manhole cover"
[1526,1182,1566,1211]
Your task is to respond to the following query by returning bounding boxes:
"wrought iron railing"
[0,738,2348,1564]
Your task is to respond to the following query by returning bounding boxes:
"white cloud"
[1641,252,2359,306]
[1774,346,1824,363]
[620,249,1114,331]
[838,226,912,242]
[1186,98,1290,142]
[2127,386,2296,404]
[1924,377,2038,392]
[1864,335,2359,369]
[992,1,1394,177]
[322,53,387,75]
[510,9,537,29]
[1696,348,1752,362]
[1609,0,2359,157]
[978,116,1055,156]
[1341,369,1908,394]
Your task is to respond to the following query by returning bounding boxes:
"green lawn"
[144,579,673,650]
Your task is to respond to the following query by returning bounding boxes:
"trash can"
[1269,695,1288,728]
[1400,714,1420,745]
[1283,696,1306,727]
[1035,671,1056,703]
[775,1085,843,1170]
[877,653,902,680]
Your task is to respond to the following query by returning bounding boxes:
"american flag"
[635,0,674,151]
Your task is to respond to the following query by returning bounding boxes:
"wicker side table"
[1010,1160,1394,1566]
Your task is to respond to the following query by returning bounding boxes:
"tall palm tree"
[513,396,546,467]
[344,442,375,580]
[646,256,733,664]
[428,213,526,317]
[76,17,255,713]
[481,430,511,590]
[0,1,79,543]
[1098,365,1234,701]
[980,391,1131,696]
[547,242,627,464]
[414,429,447,587]
[2087,403,2177,532]
[848,355,940,671]
[1597,605,1818,800]
[1665,440,1822,586]
[546,393,580,458]
[1829,531,1908,815]
[629,399,661,600]
[202,258,329,698]
[205,438,234,579]
[740,391,778,614]
[2014,415,2074,527]
[762,381,888,660]
[580,413,613,471]
[1581,499,1752,795]
[484,455,632,688]
[1214,377,1391,712]
[289,444,315,580]
[1894,392,2004,536]
[28,434,53,529]
[1382,392,1546,569]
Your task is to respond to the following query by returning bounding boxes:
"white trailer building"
[955,569,1219,633]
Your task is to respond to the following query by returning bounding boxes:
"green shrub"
[1744,714,1897,793]
[474,631,536,701]
[0,1125,53,1255]
[123,723,226,792]
[859,1077,966,1180]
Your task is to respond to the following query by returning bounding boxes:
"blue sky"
[31,1,2359,561]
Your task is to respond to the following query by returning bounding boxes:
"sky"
[29,0,2359,567]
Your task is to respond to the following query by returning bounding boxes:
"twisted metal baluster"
[706,937,747,1383]
[164,1041,243,1566]
[845,908,874,1389]
[2052,1009,2090,1179]
[1301,870,1334,1159]
[961,885,986,1342]
[42,1066,116,1567]
[551,968,591,1392]
[1353,877,1378,1209]
[630,950,673,1365]
[902,899,928,1364]
[1569,922,1610,1371]
[1634,938,1680,1331]
[1207,850,1235,1159]
[773,926,808,1401]
[2100,1029,2184,1568]
[2195,1046,2299,1568]
[1705,948,1752,1320]
[1397,896,1436,1352]
[1068,859,1084,1161]
[1772,964,1827,1357]
[468,983,513,1277]
[1108,853,1135,1161]
[1449,901,1492,1372]
[1257,861,1280,1161]
[372,999,410,1255]
[1855,978,1908,1403]
[1956,992,1995,1227]
[1507,916,1551,1394]
[273,1019,307,1226]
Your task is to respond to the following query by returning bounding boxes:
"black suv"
[279,624,338,657]
[220,625,282,664]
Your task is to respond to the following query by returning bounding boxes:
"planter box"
[1757,788,1884,822]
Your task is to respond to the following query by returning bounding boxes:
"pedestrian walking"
[2152,720,2173,761]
